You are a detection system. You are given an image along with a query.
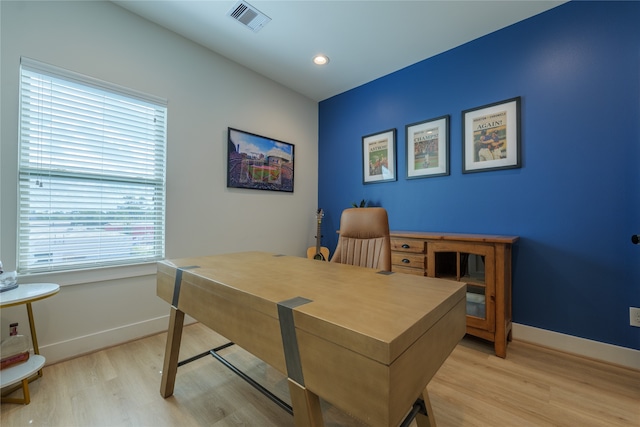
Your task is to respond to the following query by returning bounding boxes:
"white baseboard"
[39,314,195,365]
[39,319,639,371]
[513,323,640,371]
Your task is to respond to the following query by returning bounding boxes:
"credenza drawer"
[392,264,426,276]
[391,253,426,270]
[391,238,426,253]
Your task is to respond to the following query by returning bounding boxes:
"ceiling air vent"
[227,1,271,33]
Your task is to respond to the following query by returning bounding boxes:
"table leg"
[0,378,31,405]
[415,388,437,427]
[288,378,324,427]
[21,378,30,404]
[160,307,185,398]
[25,302,43,378]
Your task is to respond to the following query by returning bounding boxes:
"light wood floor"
[2,323,639,426]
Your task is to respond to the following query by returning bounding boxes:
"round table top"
[0,283,60,308]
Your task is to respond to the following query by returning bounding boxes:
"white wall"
[0,1,319,364]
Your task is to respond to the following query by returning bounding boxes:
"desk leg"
[287,378,323,427]
[415,388,437,427]
[160,307,185,398]
[278,298,322,426]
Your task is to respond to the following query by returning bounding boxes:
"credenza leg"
[160,307,185,398]
[287,378,324,427]
[415,388,436,427]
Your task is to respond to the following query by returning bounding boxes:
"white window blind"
[17,58,167,274]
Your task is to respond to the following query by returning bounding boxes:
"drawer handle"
[402,244,410,249]
[402,258,410,263]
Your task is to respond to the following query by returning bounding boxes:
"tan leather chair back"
[330,207,391,271]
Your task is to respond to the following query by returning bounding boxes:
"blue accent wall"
[318,1,640,350]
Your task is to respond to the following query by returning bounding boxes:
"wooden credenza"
[390,231,518,358]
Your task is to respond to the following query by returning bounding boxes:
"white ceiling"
[112,0,565,102]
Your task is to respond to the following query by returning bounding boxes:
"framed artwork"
[362,128,397,184]
[462,97,521,173]
[405,115,450,179]
[227,127,294,192]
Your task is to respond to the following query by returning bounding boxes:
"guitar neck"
[315,220,322,251]
[308,210,329,261]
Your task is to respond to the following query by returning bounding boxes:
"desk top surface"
[0,283,60,307]
[158,251,466,364]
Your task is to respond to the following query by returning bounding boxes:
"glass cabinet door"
[429,242,495,332]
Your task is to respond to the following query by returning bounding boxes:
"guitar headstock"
[316,208,324,220]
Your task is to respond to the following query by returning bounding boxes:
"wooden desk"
[157,252,466,427]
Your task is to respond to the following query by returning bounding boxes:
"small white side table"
[0,283,59,404]
[0,355,45,404]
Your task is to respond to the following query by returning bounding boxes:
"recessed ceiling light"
[313,55,330,65]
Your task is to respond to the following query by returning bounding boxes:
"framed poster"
[462,97,521,173]
[227,127,294,192]
[362,128,397,184]
[406,115,449,179]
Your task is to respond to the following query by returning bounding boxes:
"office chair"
[330,207,391,271]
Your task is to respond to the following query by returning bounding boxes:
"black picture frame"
[362,128,397,184]
[405,115,450,179]
[462,97,521,173]
[227,127,294,192]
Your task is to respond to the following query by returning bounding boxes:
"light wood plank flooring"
[2,323,639,426]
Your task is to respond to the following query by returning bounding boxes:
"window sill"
[18,262,158,287]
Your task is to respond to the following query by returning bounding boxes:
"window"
[17,58,167,274]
